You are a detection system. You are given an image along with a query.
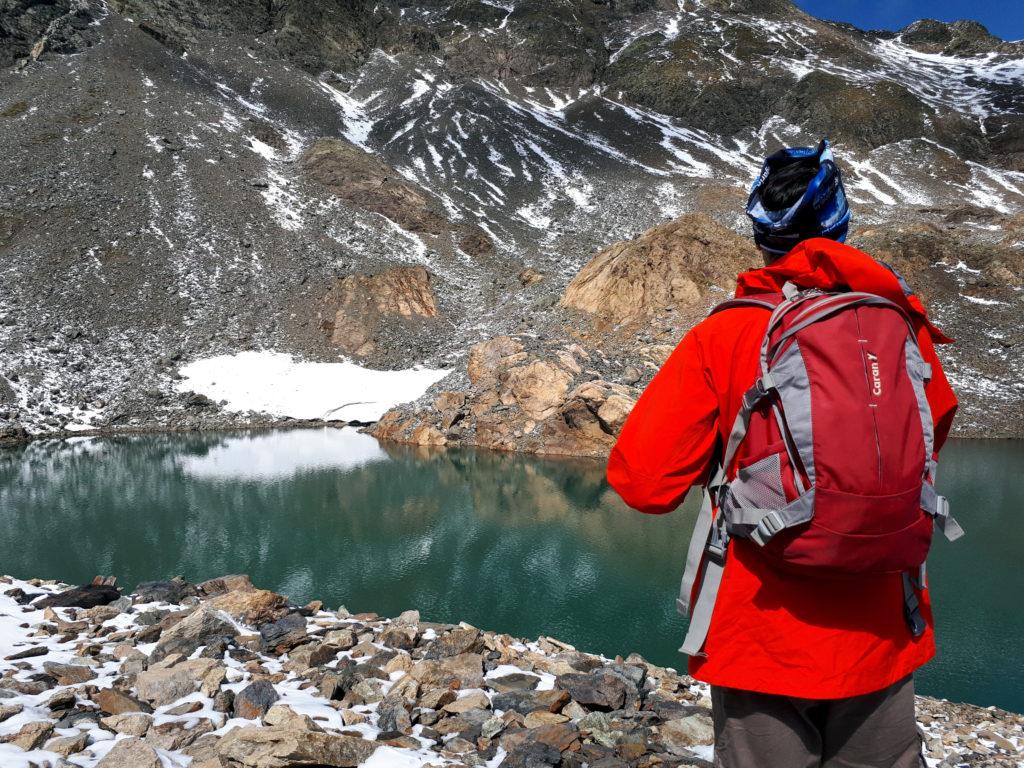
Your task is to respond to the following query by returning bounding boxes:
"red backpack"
[678,283,964,657]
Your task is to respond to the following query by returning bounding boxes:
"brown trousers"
[711,675,924,768]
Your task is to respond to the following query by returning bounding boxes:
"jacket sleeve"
[606,329,720,514]
[916,323,958,453]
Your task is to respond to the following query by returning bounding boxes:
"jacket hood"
[735,237,952,343]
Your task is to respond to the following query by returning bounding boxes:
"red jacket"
[607,238,957,699]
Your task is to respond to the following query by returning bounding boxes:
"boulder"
[259,612,308,652]
[380,625,418,650]
[43,661,96,685]
[443,689,491,714]
[555,671,629,711]
[197,574,256,596]
[263,704,321,731]
[133,577,200,604]
[101,712,154,737]
[149,605,236,663]
[286,641,340,670]
[487,673,541,693]
[4,645,48,660]
[44,731,89,756]
[561,213,758,326]
[146,717,216,750]
[92,687,152,716]
[418,686,458,710]
[377,697,412,734]
[46,688,76,710]
[214,725,378,767]
[233,679,281,720]
[209,588,289,626]
[498,740,563,767]
[4,720,54,750]
[135,658,219,706]
[96,736,163,768]
[34,584,121,609]
[658,713,715,753]
[424,627,484,658]
[410,652,485,689]
[491,688,569,715]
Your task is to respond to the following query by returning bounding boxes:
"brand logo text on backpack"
[866,352,882,396]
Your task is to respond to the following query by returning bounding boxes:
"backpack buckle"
[705,519,729,565]
[742,374,776,410]
[749,510,784,547]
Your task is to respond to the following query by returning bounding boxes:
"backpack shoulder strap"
[709,294,784,316]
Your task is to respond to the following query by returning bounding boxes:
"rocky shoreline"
[1,575,1020,768]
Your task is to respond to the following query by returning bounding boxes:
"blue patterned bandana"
[746,139,851,257]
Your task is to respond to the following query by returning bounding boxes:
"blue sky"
[793,1,1024,42]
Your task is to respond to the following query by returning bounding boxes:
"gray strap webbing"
[725,489,817,546]
[770,400,806,495]
[679,519,728,657]
[677,488,714,617]
[709,298,778,316]
[920,484,965,541]
[721,405,753,479]
[768,295,897,361]
[902,572,926,637]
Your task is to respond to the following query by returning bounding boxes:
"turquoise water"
[0,429,1019,711]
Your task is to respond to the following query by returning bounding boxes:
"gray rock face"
[0,0,103,66]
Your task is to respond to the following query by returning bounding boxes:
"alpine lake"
[1,429,1020,712]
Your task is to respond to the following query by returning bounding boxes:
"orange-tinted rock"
[561,212,758,325]
[319,266,438,356]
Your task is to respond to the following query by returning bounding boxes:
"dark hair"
[759,159,820,211]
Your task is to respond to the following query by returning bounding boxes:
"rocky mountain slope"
[0,0,1021,448]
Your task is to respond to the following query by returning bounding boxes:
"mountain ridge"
[0,0,1021,446]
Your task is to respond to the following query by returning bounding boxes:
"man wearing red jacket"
[607,141,956,767]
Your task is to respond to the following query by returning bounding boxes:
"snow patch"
[175,351,450,422]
